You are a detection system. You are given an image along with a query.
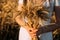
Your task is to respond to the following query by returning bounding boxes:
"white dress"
[19,27,31,40]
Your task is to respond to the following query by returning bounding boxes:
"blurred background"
[0,0,60,40]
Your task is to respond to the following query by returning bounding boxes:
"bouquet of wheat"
[18,0,47,40]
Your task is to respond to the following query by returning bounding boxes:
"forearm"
[37,23,60,35]
[15,15,31,30]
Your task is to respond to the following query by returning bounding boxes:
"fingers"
[30,33,36,38]
[29,28,38,32]
[29,31,36,38]
[28,28,38,38]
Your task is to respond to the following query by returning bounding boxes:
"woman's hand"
[29,28,38,38]
[25,26,38,38]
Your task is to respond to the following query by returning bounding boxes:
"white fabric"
[19,27,31,40]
